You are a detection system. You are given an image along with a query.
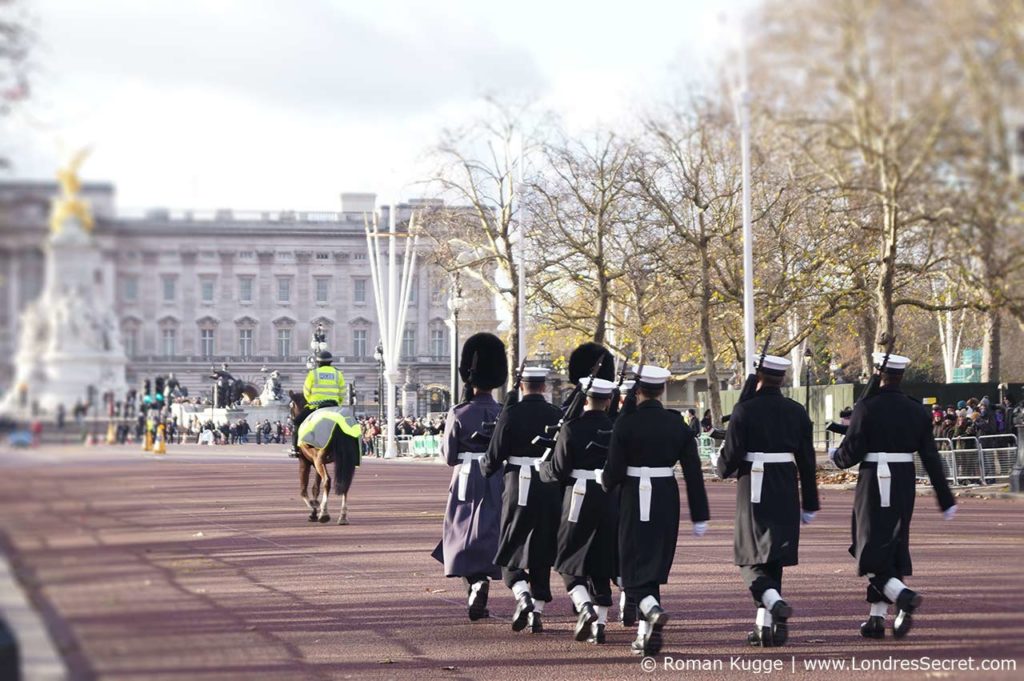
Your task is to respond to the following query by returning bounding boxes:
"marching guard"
[603,365,710,656]
[539,377,619,645]
[831,352,957,639]
[481,366,563,633]
[431,333,508,621]
[716,355,820,647]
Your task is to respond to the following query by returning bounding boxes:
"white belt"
[744,452,796,503]
[456,453,485,501]
[568,469,603,523]
[864,452,914,507]
[508,456,541,506]
[626,466,675,522]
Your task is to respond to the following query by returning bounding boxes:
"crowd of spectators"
[931,396,1018,442]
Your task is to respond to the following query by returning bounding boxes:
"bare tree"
[423,99,546,371]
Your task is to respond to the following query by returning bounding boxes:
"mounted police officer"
[603,365,710,656]
[482,366,562,634]
[291,350,345,457]
[831,352,957,640]
[717,354,820,648]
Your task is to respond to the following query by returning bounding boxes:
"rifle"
[535,357,604,461]
[826,336,896,436]
[471,356,527,442]
[711,336,770,440]
[607,356,629,421]
[619,362,645,418]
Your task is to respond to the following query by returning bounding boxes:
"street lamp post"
[446,271,464,405]
[374,341,384,423]
[804,346,814,445]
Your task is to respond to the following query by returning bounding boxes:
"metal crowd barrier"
[927,434,1017,486]
[697,434,719,466]
[368,434,440,457]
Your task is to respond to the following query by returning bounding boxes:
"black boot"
[860,615,886,639]
[749,624,774,647]
[641,605,668,656]
[770,600,792,647]
[588,623,606,645]
[528,611,543,633]
[574,603,598,642]
[467,580,490,621]
[893,589,922,639]
[511,593,534,632]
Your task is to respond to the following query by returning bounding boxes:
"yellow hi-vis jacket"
[303,365,345,405]
[297,407,362,451]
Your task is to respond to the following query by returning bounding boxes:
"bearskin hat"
[568,342,615,383]
[459,332,508,390]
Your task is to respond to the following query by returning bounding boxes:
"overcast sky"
[3,0,747,211]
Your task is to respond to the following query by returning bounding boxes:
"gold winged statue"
[50,147,95,234]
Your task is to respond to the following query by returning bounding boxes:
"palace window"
[122,276,138,302]
[277,328,292,357]
[238,276,254,303]
[315,277,329,303]
[161,328,176,357]
[277,277,291,304]
[402,327,416,359]
[354,278,367,304]
[200,328,215,358]
[161,275,176,303]
[239,328,254,358]
[123,327,138,357]
[353,329,367,359]
[200,277,215,304]
[430,326,446,360]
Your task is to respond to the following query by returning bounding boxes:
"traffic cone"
[106,421,116,445]
[154,424,167,455]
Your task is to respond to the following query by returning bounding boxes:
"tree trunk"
[594,272,609,344]
[875,198,898,352]
[982,308,1001,383]
[696,217,722,423]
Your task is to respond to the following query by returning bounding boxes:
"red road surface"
[0,445,1021,680]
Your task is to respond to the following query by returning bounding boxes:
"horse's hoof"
[337,516,349,525]
[307,511,318,522]
[318,514,331,523]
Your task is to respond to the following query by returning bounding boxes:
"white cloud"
[3,0,747,210]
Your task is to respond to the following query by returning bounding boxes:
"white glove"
[827,448,839,467]
[693,521,708,537]
[943,504,958,521]
[801,511,817,525]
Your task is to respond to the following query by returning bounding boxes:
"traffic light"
[373,389,379,404]
[349,381,357,406]
[154,375,165,396]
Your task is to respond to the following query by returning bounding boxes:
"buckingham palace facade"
[0,181,497,416]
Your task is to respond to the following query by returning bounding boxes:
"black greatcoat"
[717,387,820,567]
[602,400,710,587]
[481,394,563,570]
[834,385,956,576]
[538,410,618,579]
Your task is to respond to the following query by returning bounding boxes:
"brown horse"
[289,392,334,523]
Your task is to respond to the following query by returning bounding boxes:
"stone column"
[180,249,198,354]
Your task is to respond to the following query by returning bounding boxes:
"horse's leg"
[314,451,331,523]
[299,451,318,521]
[338,493,349,525]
